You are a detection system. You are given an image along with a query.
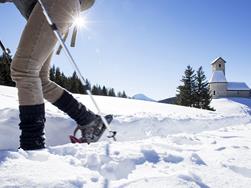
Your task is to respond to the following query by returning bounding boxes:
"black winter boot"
[19,104,46,150]
[53,91,98,127]
[53,91,113,143]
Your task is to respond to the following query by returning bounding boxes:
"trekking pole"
[37,0,117,141]
[0,40,11,64]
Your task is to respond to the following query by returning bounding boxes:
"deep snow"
[0,85,251,188]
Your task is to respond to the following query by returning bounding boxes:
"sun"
[73,16,87,28]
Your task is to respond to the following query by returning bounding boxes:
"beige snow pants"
[11,0,80,106]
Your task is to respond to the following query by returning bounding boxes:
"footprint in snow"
[163,154,184,164]
[172,136,201,145]
[141,148,160,164]
[231,145,249,150]
[221,136,240,139]
[231,146,240,149]
[90,176,99,183]
[215,147,226,151]
[223,164,251,178]
[100,159,136,180]
[178,173,210,188]
[190,153,207,166]
[211,140,217,144]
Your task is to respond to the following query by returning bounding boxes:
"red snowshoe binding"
[70,114,113,144]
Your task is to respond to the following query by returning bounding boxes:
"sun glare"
[73,16,87,28]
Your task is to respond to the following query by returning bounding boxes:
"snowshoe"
[69,114,113,144]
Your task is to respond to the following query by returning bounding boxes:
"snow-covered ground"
[0,85,251,188]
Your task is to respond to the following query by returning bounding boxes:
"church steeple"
[211,57,226,75]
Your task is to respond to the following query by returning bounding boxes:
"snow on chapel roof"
[209,70,227,83]
[211,57,226,65]
[227,82,250,91]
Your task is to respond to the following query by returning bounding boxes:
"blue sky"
[0,0,251,100]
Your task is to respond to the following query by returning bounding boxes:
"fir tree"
[55,67,64,87]
[195,66,214,110]
[70,71,80,94]
[92,85,99,95]
[49,65,56,82]
[117,91,127,98]
[117,91,122,97]
[47,65,128,98]
[176,65,196,107]
[77,78,85,94]
[84,79,91,94]
[97,85,102,95]
[102,86,108,96]
[61,72,69,90]
[108,88,116,97]
[122,91,127,98]
[0,52,15,87]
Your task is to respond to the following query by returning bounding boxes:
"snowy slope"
[0,85,251,188]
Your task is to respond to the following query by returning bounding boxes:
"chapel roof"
[211,57,226,65]
[209,70,227,83]
[227,82,250,91]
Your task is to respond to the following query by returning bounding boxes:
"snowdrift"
[1,85,250,149]
[0,85,251,187]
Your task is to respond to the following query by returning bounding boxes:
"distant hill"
[132,94,156,102]
[159,97,177,104]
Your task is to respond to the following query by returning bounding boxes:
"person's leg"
[39,52,64,103]
[39,42,111,144]
[11,0,80,150]
[39,52,98,127]
[23,0,112,144]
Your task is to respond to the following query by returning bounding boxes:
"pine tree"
[55,67,64,87]
[92,85,99,95]
[77,78,85,94]
[84,79,91,94]
[47,64,128,98]
[117,91,127,98]
[176,65,196,107]
[122,91,127,98]
[61,72,69,89]
[195,66,214,110]
[97,85,102,95]
[0,52,15,87]
[102,86,108,96]
[108,88,116,97]
[49,65,56,82]
[70,71,80,94]
[117,91,122,97]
